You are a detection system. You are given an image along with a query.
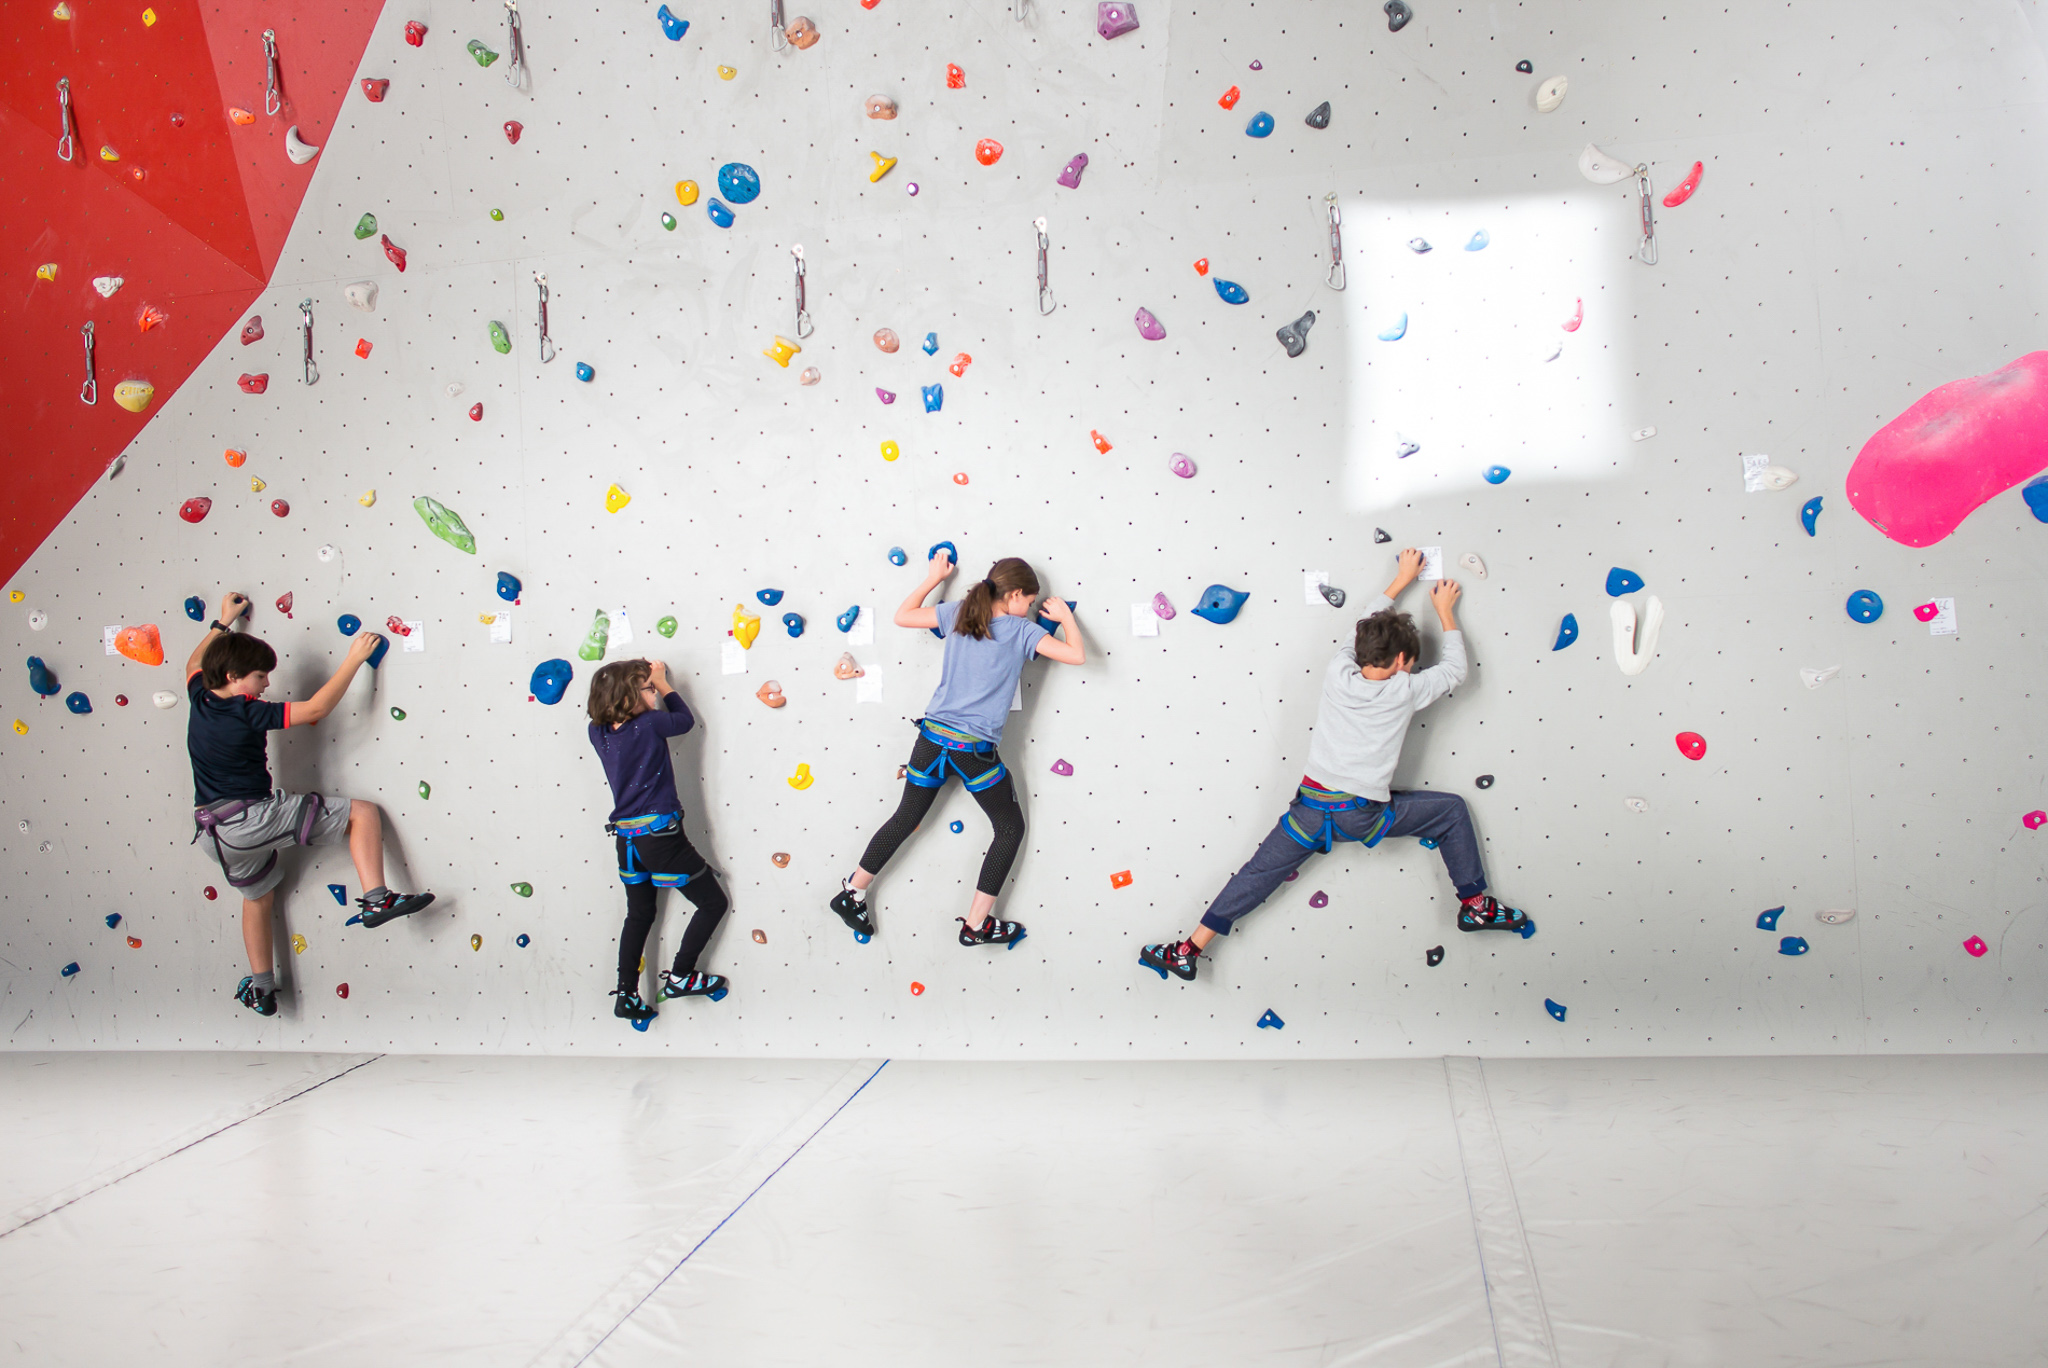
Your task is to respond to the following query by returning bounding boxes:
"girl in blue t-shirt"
[829,551,1084,946]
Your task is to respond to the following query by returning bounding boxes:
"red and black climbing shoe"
[829,881,875,938]
[1139,939,1201,982]
[612,989,657,1022]
[356,890,435,929]
[1456,896,1529,934]
[658,969,730,1002]
[958,915,1027,948]
[235,975,278,1016]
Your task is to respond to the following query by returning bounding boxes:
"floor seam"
[1442,1055,1560,1368]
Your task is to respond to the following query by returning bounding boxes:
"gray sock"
[251,970,276,993]
[364,885,391,904]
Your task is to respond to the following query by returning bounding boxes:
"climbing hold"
[115,695,127,706]
[1134,307,1166,341]
[873,328,900,353]
[1458,553,1487,579]
[1801,496,1822,536]
[1213,279,1250,306]
[1632,427,1657,441]
[112,381,155,413]
[573,361,595,383]
[268,498,290,518]
[470,933,482,951]
[489,321,512,354]
[137,305,167,334]
[467,38,499,65]
[948,353,972,377]
[1374,528,1392,545]
[27,611,45,631]
[832,653,863,681]
[1755,907,1785,931]
[1475,774,1494,790]
[64,691,90,715]
[114,625,164,666]
[730,605,760,650]
[344,281,378,312]
[760,334,801,368]
[921,384,943,413]
[1535,76,1568,113]
[946,63,965,88]
[381,235,407,271]
[706,198,735,228]
[61,963,80,978]
[951,472,969,485]
[659,212,677,231]
[975,138,1004,166]
[2024,810,2047,830]
[361,77,389,100]
[1515,59,1533,73]
[94,276,124,298]
[354,213,378,239]
[32,263,57,282]
[237,317,266,349]
[1090,431,1113,454]
[1964,935,1989,957]
[1170,453,1197,479]
[468,404,483,422]
[203,886,218,900]
[249,476,267,493]
[285,126,321,164]
[657,4,688,38]
[1464,230,1489,251]
[1245,112,1275,138]
[1561,299,1583,333]
[1276,311,1316,358]
[495,572,521,604]
[717,163,761,204]
[1483,465,1511,485]
[1377,312,1407,341]
[2026,477,2048,522]
[1778,936,1809,956]
[1307,890,1329,909]
[354,338,372,359]
[922,332,939,355]
[1675,731,1706,761]
[788,763,814,790]
[1305,101,1331,129]
[1758,466,1799,491]
[866,95,897,120]
[276,592,294,618]
[1151,592,1176,619]
[1544,999,1567,1022]
[184,596,206,622]
[1662,162,1704,208]
[572,609,610,662]
[1256,1009,1285,1030]
[867,151,897,183]
[757,588,785,606]
[179,497,213,524]
[1624,797,1648,813]
[949,821,964,834]
[1318,583,1345,607]
[1913,600,1942,624]
[529,658,573,705]
[516,933,531,947]
[1605,567,1645,596]
[1096,1,1139,37]
[1110,870,1133,889]
[1579,143,1636,184]
[716,65,736,79]
[880,441,900,462]
[1845,590,1884,624]
[782,613,805,638]
[1218,86,1240,111]
[604,484,631,513]
[799,368,821,386]
[1050,759,1074,777]
[1191,585,1250,624]
[416,780,431,800]
[336,982,350,999]
[1058,154,1088,188]
[404,18,426,44]
[1553,614,1578,650]
[1611,597,1664,676]
[758,680,788,707]
[414,496,477,554]
[673,181,701,209]
[1383,0,1411,30]
[338,615,361,636]
[386,617,412,638]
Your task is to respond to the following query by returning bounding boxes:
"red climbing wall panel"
[0,0,385,585]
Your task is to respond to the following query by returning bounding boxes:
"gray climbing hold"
[1276,310,1315,358]
[1304,101,1331,130]
[1384,0,1411,31]
[1319,583,1346,608]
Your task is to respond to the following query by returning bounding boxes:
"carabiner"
[504,0,526,89]
[1035,216,1055,316]
[262,30,281,116]
[299,298,319,385]
[791,245,813,339]
[1635,164,1658,266]
[57,78,76,162]
[535,271,556,363]
[79,321,96,406]
[770,0,787,50]
[1325,193,1346,291]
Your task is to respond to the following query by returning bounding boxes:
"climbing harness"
[608,812,705,888]
[1280,784,1395,854]
[192,795,325,888]
[906,719,1008,793]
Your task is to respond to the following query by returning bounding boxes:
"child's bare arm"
[894,547,953,629]
[293,632,380,725]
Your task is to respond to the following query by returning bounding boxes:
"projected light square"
[1342,195,1631,508]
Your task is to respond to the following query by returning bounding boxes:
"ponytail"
[952,557,1040,640]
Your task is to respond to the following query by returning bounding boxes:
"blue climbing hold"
[1191,584,1250,624]
[1245,111,1275,138]
[1605,567,1645,596]
[631,1014,653,1032]
[1418,836,1438,849]
[757,589,784,606]
[854,930,872,944]
[1465,229,1490,251]
[329,884,347,905]
[1544,998,1566,1021]
[530,658,574,705]
[345,912,363,926]
[717,162,761,204]
[64,691,90,715]
[1519,919,1537,939]
[1483,465,1511,485]
[338,614,361,636]
[928,540,958,565]
[922,332,939,356]
[949,820,964,833]
[1778,936,1810,956]
[184,596,206,622]
[496,572,522,602]
[888,547,907,566]
[105,913,121,928]
[706,198,734,228]
[575,362,595,382]
[516,933,530,947]
[1256,1008,1285,1029]
[61,962,80,978]
[366,636,390,668]
[1036,599,1075,631]
[656,3,688,39]
[922,384,943,413]
[1377,312,1408,342]
[1801,496,1822,537]
[782,612,805,637]
[1756,906,1783,931]
[26,657,57,696]
[1214,279,1250,305]
[2025,476,2048,523]
[1553,613,1579,650]
[836,605,860,633]
[1846,590,1884,624]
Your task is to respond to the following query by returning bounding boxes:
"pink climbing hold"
[1675,731,1706,761]
[1152,592,1175,619]
[1134,307,1165,341]
[1846,351,2048,547]
[275,592,294,618]
[1662,161,1704,208]
[1050,759,1073,776]
[1963,935,1989,958]
[1169,453,1196,479]
[2023,810,2046,830]
[238,373,268,394]
[382,234,407,272]
[1914,601,1941,622]
[240,316,263,345]
[1562,299,1582,332]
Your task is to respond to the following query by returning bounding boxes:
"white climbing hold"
[152,691,179,709]
[285,125,321,164]
[1535,76,1568,113]
[1609,595,1664,676]
[1624,797,1649,813]
[1458,553,1487,579]
[445,382,465,398]
[343,281,378,312]
[1632,426,1657,441]
[1760,465,1799,491]
[28,611,47,631]
[1579,143,1635,185]
[317,544,337,563]
[1815,908,1856,924]
[1799,666,1840,689]
[92,276,124,297]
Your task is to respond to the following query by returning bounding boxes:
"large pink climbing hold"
[2023,810,2046,830]
[1662,161,1703,207]
[1675,731,1706,761]
[1846,351,2048,547]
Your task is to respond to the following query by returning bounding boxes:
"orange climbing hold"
[1218,86,1240,110]
[945,63,965,88]
[948,352,972,377]
[1110,869,1134,888]
[224,448,247,467]
[952,472,969,485]
[910,981,925,996]
[228,107,255,125]
[137,305,166,332]
[114,624,164,666]
[1193,258,1209,275]
[1091,430,1112,454]
[975,139,1003,166]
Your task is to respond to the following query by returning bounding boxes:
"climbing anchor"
[1036,216,1055,315]
[299,299,319,385]
[1325,193,1346,290]
[535,271,556,363]
[791,245,813,338]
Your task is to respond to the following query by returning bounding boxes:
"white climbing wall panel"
[5,0,2048,1057]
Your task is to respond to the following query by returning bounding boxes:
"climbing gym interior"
[4,0,2047,1363]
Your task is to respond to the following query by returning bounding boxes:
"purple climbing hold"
[1308,890,1329,908]
[1152,592,1176,619]
[1057,154,1088,188]
[1134,307,1166,341]
[877,387,896,404]
[1051,758,1074,776]
[1096,2,1139,39]
[1170,453,1196,479]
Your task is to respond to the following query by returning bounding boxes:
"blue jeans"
[1198,788,1487,935]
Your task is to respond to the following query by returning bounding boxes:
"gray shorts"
[193,791,352,899]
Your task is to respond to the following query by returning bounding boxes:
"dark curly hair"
[1355,610,1421,670]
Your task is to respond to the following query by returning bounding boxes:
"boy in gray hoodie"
[1140,549,1527,982]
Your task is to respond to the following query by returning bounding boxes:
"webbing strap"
[1280,789,1396,854]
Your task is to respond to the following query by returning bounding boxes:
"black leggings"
[614,824,729,986]
[858,734,1026,896]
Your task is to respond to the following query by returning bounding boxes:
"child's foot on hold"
[235,975,278,1016]
[611,988,657,1022]
[957,915,1026,948]
[356,889,435,928]
[829,879,875,936]
[658,969,729,1001]
[1456,895,1528,933]
[1139,938,1201,982]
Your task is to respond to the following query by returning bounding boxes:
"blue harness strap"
[608,812,701,887]
[1281,785,1395,854]
[907,719,1008,793]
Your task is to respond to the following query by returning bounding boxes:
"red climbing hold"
[270,499,290,518]
[404,19,426,45]
[275,593,294,618]
[948,352,972,377]
[127,935,142,948]
[361,78,389,101]
[336,981,351,997]
[504,120,523,144]
[1662,161,1704,208]
[355,338,372,359]
[945,62,965,88]
[381,235,407,272]
[238,373,268,394]
[1193,257,1209,275]
[239,316,263,345]
[975,138,1004,166]
[386,616,411,636]
[1090,430,1112,454]
[203,886,218,900]
[1675,731,1706,761]
[468,403,483,421]
[910,981,925,996]
[179,497,212,523]
[1218,86,1241,110]
[115,694,128,706]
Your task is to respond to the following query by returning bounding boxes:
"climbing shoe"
[611,989,657,1022]
[958,915,1026,948]
[829,881,875,937]
[1139,939,1201,982]
[356,890,435,928]
[1456,896,1529,933]
[235,975,278,1016]
[658,969,729,1001]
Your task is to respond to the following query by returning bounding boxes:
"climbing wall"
[5,0,2047,1057]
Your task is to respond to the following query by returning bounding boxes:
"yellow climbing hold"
[249,476,266,493]
[291,933,307,954]
[142,7,156,23]
[763,335,800,368]
[99,145,119,161]
[605,483,631,513]
[732,604,761,649]
[8,591,22,603]
[881,440,900,462]
[35,263,58,282]
[111,381,155,413]
[53,3,71,18]
[675,180,699,206]
[12,721,25,735]
[359,489,376,507]
[868,151,897,183]
[717,65,737,80]
[470,933,482,951]
[788,763,814,790]
[478,613,498,625]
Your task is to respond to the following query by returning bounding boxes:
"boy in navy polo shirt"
[186,593,434,1017]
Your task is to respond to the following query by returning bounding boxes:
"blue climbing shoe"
[658,969,730,1002]
[1139,939,1201,982]
[1456,896,1529,934]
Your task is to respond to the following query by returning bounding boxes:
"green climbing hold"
[511,881,533,897]
[660,212,677,231]
[489,320,511,354]
[656,615,678,638]
[466,39,499,66]
[354,212,378,239]
[413,495,477,554]
[418,781,431,799]
[490,208,504,222]
[578,608,611,662]
[390,706,406,721]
